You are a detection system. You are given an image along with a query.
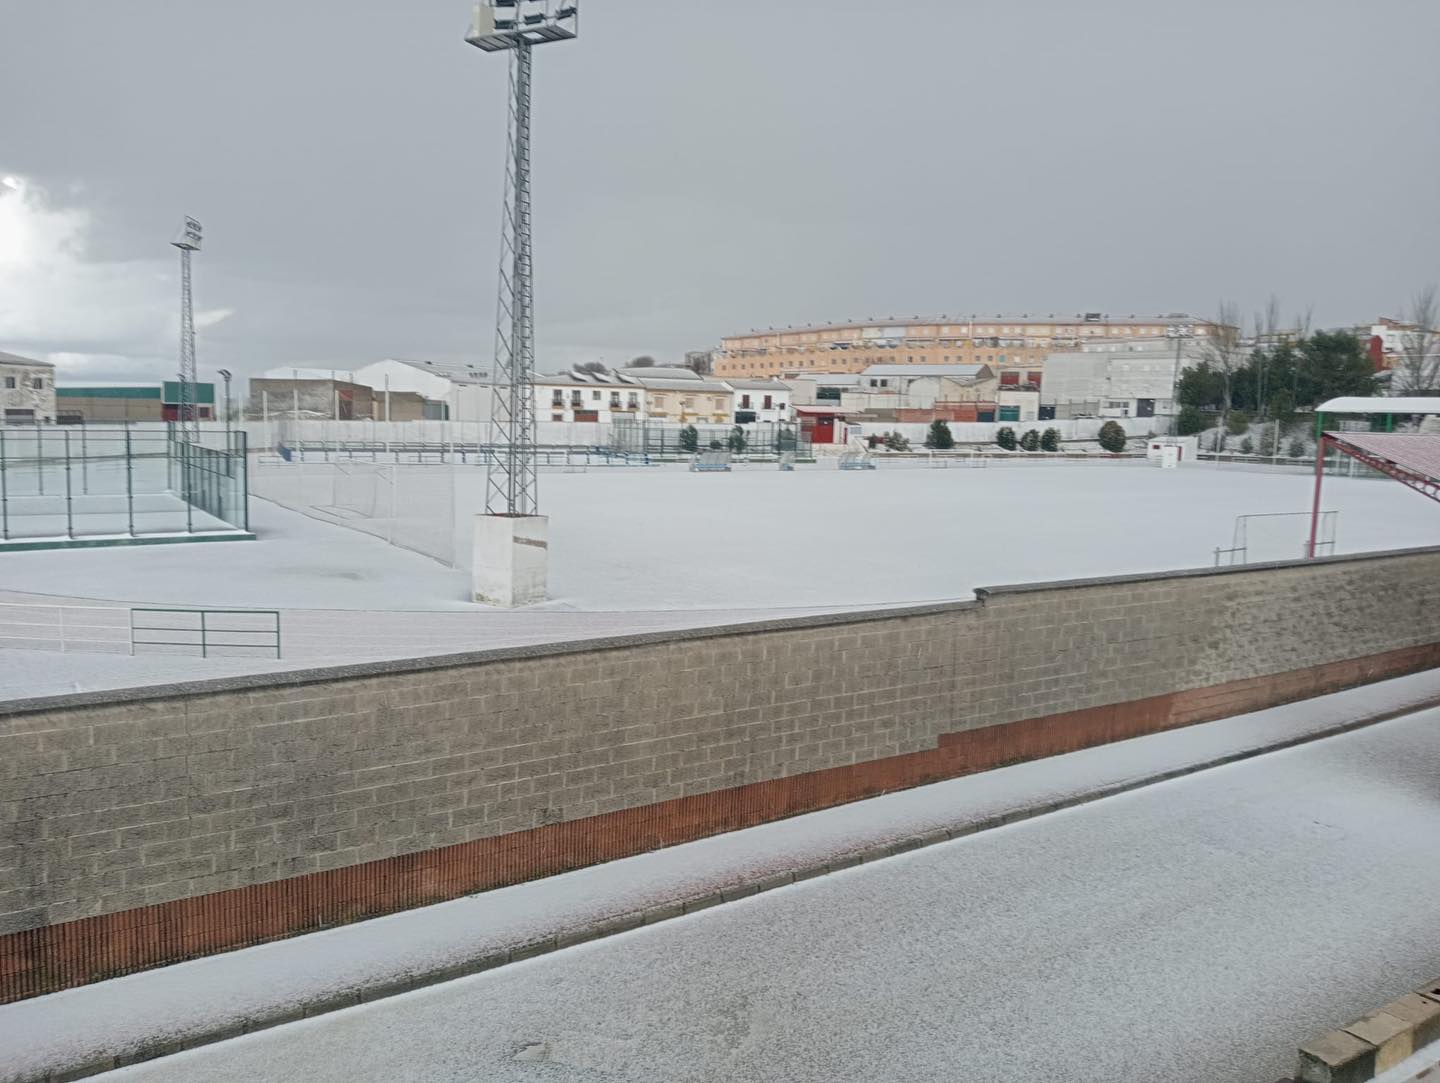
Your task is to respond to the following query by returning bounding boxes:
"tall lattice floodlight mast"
[172,217,203,443]
[467,1,578,516]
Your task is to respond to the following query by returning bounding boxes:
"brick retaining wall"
[3,548,1439,1001]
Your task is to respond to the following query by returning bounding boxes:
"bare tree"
[1394,286,1439,395]
[627,355,657,368]
[683,350,714,376]
[1199,302,1247,451]
[1251,294,1281,418]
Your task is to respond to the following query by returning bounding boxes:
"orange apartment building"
[715,313,1214,380]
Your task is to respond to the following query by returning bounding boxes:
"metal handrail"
[129,607,281,659]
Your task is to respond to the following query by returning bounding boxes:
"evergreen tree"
[883,430,910,451]
[925,420,954,449]
[1018,428,1040,451]
[1097,420,1127,453]
[996,426,1017,451]
[1040,428,1061,452]
[1176,405,1208,436]
[679,425,699,452]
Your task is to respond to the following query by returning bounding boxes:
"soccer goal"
[1214,511,1337,566]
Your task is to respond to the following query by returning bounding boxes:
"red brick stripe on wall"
[3,641,1438,1003]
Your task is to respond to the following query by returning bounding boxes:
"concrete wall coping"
[3,545,1436,721]
[974,545,1440,599]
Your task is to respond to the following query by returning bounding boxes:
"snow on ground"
[4,670,1439,1083]
[0,461,1435,697]
[24,690,1440,1083]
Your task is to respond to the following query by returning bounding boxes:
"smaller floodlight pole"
[172,217,203,443]
[1165,323,1194,437]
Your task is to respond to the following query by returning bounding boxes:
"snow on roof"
[725,378,790,391]
[727,313,1209,340]
[381,358,495,384]
[1317,396,1440,414]
[861,363,987,379]
[619,366,700,381]
[0,350,52,367]
[629,377,731,392]
[1324,431,1440,484]
[259,367,357,382]
[782,373,864,386]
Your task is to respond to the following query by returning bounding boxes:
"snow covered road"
[79,699,1440,1083]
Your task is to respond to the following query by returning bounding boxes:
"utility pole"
[171,218,203,443]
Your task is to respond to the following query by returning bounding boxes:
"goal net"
[1214,511,1337,566]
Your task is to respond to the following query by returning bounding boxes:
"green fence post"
[239,432,249,531]
[0,428,7,540]
[184,441,194,534]
[199,609,207,658]
[80,424,88,494]
[125,426,135,536]
[35,424,43,496]
[63,430,74,538]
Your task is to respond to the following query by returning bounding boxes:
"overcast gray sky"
[2,0,1437,383]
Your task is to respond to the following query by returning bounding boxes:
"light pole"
[1165,323,1194,436]
[466,1,578,519]
[171,217,203,444]
[217,369,233,432]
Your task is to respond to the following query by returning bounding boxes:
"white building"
[535,370,643,423]
[0,351,56,423]
[350,358,498,422]
[851,363,996,410]
[725,379,791,423]
[1042,344,1204,419]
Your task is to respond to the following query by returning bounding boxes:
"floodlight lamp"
[466,1,578,52]
[172,216,203,252]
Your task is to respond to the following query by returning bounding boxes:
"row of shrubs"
[868,420,1129,453]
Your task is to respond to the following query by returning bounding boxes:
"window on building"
[31,376,44,389]
[591,389,601,400]
[551,413,564,422]
[610,392,620,407]
[763,394,773,409]
[628,393,638,407]
[741,394,751,408]
[571,391,583,405]
[551,390,563,405]
[3,377,14,389]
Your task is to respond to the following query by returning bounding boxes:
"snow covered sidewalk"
[4,670,1440,1083]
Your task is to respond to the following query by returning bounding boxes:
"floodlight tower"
[466,1,578,519]
[172,217,203,443]
[464,2,577,606]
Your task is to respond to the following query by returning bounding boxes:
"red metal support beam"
[1307,435,1327,559]
[1310,432,1440,560]
[1326,437,1440,504]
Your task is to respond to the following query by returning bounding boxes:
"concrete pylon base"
[473,514,548,607]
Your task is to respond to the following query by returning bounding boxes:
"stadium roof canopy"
[1315,396,1440,414]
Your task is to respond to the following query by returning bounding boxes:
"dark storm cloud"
[1,0,1437,381]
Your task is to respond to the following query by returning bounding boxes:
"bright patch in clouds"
[0,175,232,379]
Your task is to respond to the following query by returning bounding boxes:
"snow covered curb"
[1295,979,1440,1083]
[5,670,1440,1083]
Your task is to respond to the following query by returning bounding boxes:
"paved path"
[90,707,1440,1083]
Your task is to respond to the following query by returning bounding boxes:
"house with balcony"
[725,379,791,424]
[621,374,733,424]
[535,370,643,423]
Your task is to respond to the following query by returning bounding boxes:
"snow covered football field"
[0,460,1436,696]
